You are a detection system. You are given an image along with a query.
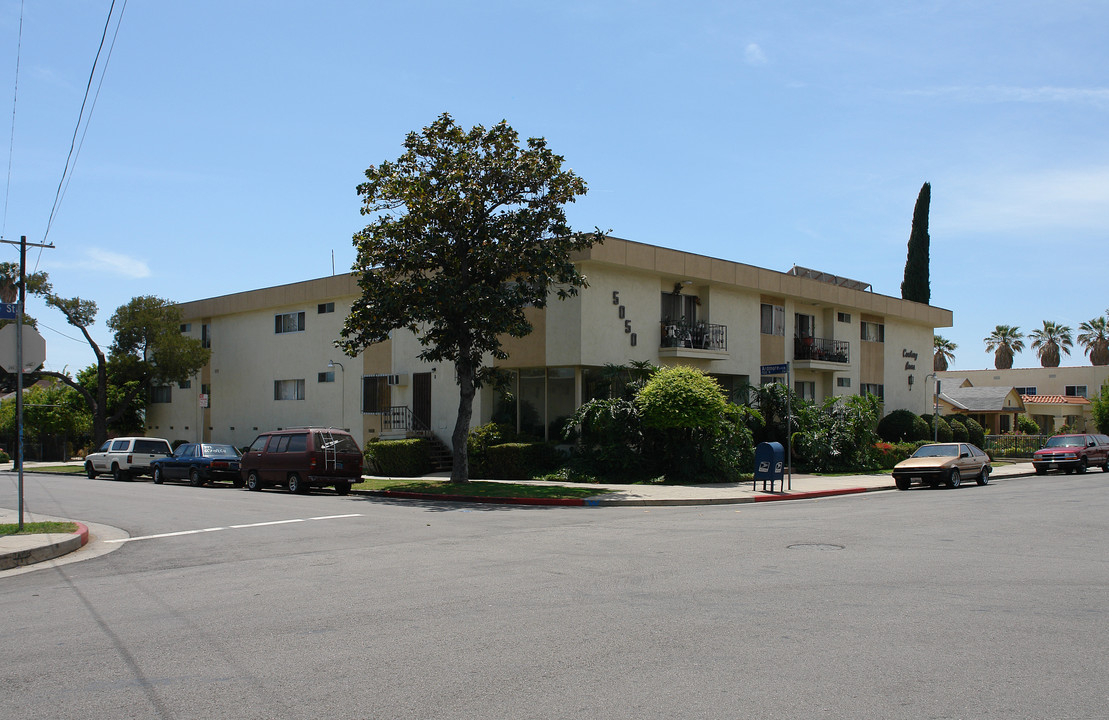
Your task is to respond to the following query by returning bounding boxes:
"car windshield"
[1044,436,1083,448]
[202,444,241,457]
[912,445,957,458]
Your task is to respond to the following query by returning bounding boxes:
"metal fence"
[984,434,1048,458]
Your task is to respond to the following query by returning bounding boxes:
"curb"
[366,485,889,507]
[0,521,89,571]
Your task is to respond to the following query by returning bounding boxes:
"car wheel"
[189,468,204,487]
[153,467,164,484]
[85,463,97,479]
[246,470,262,491]
[1102,461,1109,473]
[335,480,351,496]
[112,464,129,482]
[946,468,961,488]
[1077,458,1088,474]
[287,473,307,494]
[977,466,990,486]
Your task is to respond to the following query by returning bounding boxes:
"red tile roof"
[1021,395,1091,405]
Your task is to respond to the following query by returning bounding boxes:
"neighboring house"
[936,366,1109,433]
[936,386,1026,434]
[145,237,953,450]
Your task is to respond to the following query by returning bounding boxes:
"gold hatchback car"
[892,442,992,490]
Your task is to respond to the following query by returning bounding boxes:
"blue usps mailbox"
[754,441,784,492]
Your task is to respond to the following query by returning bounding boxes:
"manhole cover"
[787,543,845,551]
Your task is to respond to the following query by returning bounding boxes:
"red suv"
[240,428,363,495]
[1032,433,1109,475]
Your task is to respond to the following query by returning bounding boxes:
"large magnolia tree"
[339,113,599,482]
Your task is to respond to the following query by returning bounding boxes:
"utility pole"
[1,235,55,530]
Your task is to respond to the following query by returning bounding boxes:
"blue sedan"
[151,443,243,487]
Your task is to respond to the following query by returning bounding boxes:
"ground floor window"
[362,375,389,414]
[795,381,815,402]
[274,379,305,401]
[860,383,884,401]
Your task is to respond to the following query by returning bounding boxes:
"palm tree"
[933,335,957,371]
[1078,316,1109,366]
[1029,320,1073,368]
[983,325,1025,370]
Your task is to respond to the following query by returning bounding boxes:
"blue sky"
[2,0,1106,375]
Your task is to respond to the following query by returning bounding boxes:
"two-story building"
[146,237,953,450]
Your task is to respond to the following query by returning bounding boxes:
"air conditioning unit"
[387,373,408,387]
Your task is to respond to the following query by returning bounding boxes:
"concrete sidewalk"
[2,461,1038,571]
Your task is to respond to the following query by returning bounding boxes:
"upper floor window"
[318,302,335,314]
[1065,385,1087,398]
[860,321,885,343]
[201,323,211,348]
[178,379,192,390]
[150,385,172,403]
[1014,386,1037,396]
[661,292,698,325]
[275,311,306,334]
[180,323,192,333]
[836,312,851,324]
[795,313,815,338]
[760,303,785,336]
[318,371,335,383]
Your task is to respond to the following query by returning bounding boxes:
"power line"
[1,0,25,240]
[41,0,129,247]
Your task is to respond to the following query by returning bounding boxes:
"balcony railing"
[794,336,850,364]
[660,322,728,351]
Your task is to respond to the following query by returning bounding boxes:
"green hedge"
[874,441,929,469]
[483,442,565,480]
[364,438,432,477]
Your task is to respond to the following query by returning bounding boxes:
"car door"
[957,444,978,477]
[170,444,196,480]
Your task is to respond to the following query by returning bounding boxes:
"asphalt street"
[2,470,1107,719]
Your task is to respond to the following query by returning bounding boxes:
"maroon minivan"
[240,427,363,495]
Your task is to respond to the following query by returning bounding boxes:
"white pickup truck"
[85,436,173,481]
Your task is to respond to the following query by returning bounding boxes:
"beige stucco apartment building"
[145,237,953,450]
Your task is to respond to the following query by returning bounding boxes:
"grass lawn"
[19,465,87,475]
[353,477,613,499]
[0,521,79,536]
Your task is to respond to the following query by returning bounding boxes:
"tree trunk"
[933,354,948,371]
[450,358,475,484]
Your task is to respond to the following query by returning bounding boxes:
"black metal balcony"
[794,336,849,363]
[660,322,728,351]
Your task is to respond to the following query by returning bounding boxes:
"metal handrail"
[660,322,727,350]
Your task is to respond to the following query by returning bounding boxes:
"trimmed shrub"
[1017,414,1041,435]
[484,442,565,480]
[874,441,926,470]
[364,438,432,477]
[945,415,970,443]
[0,449,9,463]
[961,416,986,447]
[467,422,517,478]
[920,413,953,443]
[878,409,929,442]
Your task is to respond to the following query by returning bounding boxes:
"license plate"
[910,477,921,482]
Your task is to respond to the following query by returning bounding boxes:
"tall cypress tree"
[900,182,931,304]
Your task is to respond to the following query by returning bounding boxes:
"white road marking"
[105,514,364,544]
